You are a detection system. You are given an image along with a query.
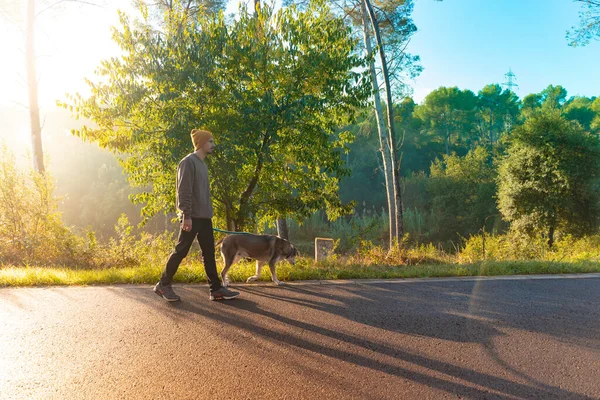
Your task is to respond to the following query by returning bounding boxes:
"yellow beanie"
[191,129,213,151]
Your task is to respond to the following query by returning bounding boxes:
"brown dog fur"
[217,234,298,286]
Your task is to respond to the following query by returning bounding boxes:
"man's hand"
[182,219,192,232]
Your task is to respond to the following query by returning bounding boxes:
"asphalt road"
[1,274,600,399]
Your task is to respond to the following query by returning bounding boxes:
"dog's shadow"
[150,283,590,400]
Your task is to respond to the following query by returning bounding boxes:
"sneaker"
[154,281,181,302]
[209,287,240,301]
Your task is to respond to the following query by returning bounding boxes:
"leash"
[212,227,252,235]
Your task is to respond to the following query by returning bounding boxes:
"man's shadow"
[122,280,592,400]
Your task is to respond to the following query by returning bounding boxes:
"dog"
[216,234,298,286]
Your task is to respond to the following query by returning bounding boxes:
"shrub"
[459,231,600,263]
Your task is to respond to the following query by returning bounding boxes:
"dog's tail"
[214,237,225,249]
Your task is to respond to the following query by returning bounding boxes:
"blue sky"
[0,0,597,108]
[406,0,600,103]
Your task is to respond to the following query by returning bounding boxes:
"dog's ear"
[288,244,298,257]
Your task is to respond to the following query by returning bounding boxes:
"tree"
[567,0,600,46]
[362,0,405,245]
[285,0,424,248]
[63,1,370,231]
[540,85,568,111]
[476,84,520,150]
[416,86,478,156]
[0,0,102,174]
[342,0,422,246]
[563,96,598,133]
[0,0,48,173]
[427,147,498,244]
[521,93,543,119]
[521,86,599,135]
[592,97,600,132]
[358,0,396,243]
[519,85,569,122]
[25,0,44,173]
[497,110,600,247]
[395,97,430,175]
[144,0,226,16]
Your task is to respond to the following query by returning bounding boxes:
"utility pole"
[502,67,519,93]
[501,68,518,132]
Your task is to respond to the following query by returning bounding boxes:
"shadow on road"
[108,277,599,399]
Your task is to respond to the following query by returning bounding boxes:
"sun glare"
[0,0,134,109]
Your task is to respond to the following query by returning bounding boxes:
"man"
[154,129,240,302]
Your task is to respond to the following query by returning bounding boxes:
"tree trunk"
[548,225,555,248]
[364,0,403,246]
[276,218,289,240]
[360,0,396,244]
[236,131,270,231]
[225,202,234,231]
[26,0,45,174]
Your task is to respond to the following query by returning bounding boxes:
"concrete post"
[315,237,334,262]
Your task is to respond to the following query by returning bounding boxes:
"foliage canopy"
[63,0,370,231]
[497,110,600,246]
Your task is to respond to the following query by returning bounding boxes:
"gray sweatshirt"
[176,153,214,220]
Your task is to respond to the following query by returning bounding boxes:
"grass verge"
[1,260,600,287]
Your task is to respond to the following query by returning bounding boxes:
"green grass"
[1,259,599,287]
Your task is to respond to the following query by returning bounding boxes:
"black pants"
[160,218,222,292]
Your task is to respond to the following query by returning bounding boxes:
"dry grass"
[2,258,599,287]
